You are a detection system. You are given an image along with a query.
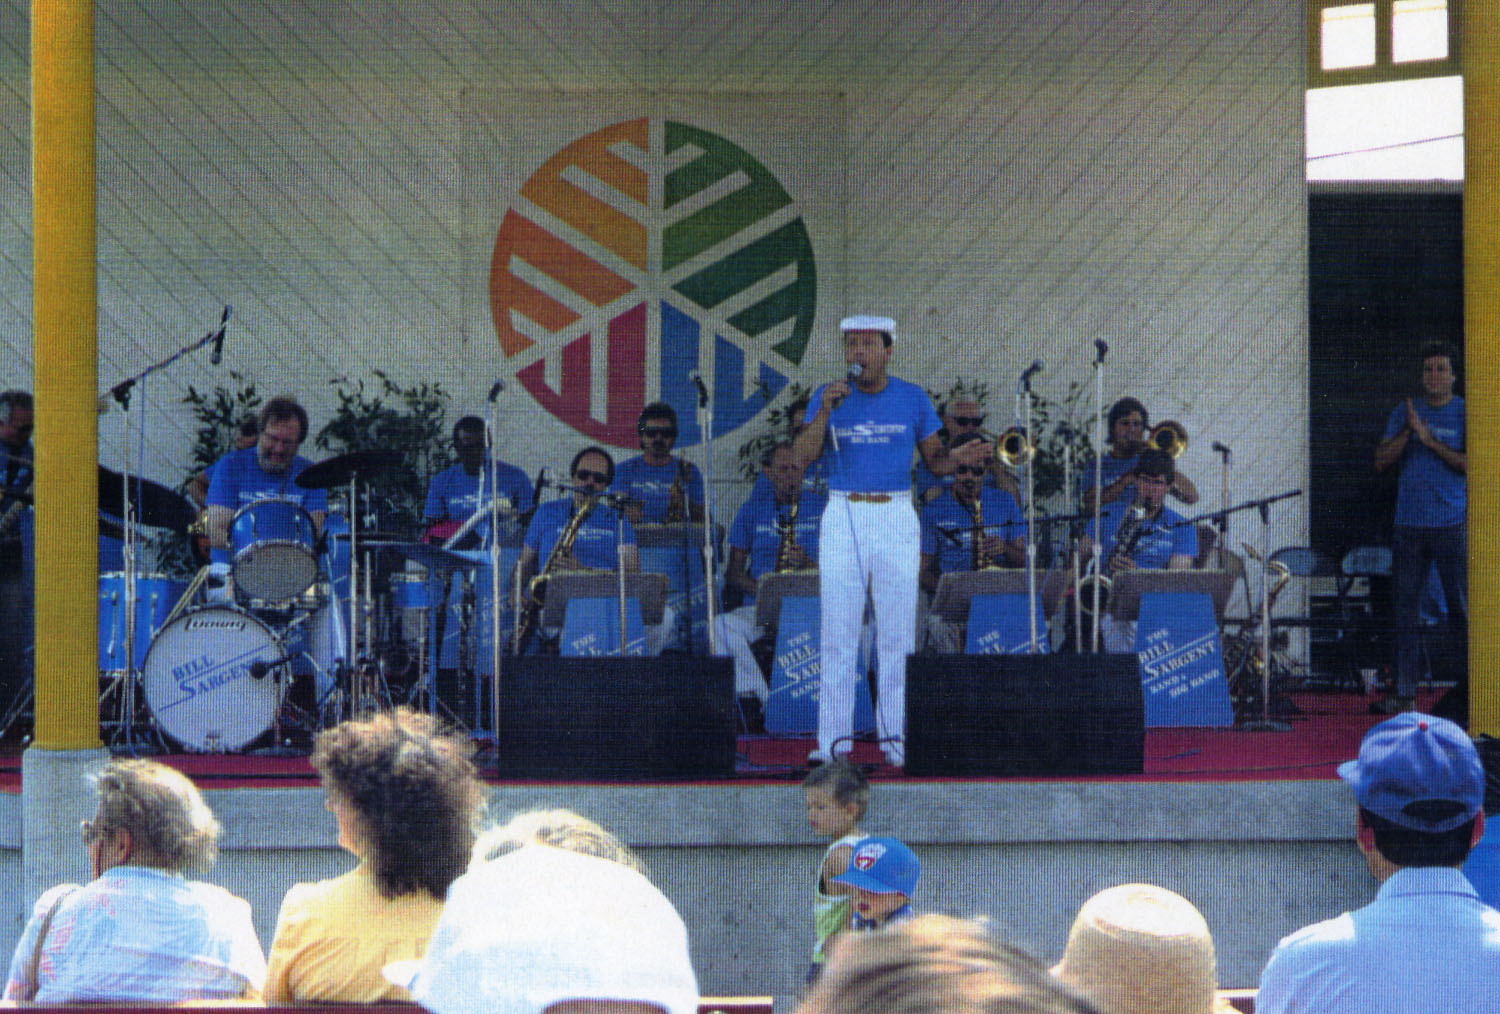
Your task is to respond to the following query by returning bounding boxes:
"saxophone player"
[714,443,825,723]
[1079,449,1197,652]
[611,402,705,524]
[918,432,1026,651]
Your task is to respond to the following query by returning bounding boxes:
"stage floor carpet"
[0,688,1441,791]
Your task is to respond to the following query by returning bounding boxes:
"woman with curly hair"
[3,759,265,1002]
[264,707,483,1002]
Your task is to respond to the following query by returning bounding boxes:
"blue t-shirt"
[1079,452,1138,494]
[746,459,827,505]
[919,488,1026,574]
[524,497,637,571]
[611,456,705,523]
[803,376,941,493]
[728,490,825,599]
[205,447,329,565]
[1087,499,1196,570]
[423,461,533,522]
[1383,396,1465,528]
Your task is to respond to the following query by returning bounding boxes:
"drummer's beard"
[258,448,292,474]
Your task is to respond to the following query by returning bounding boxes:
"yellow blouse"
[263,863,443,1003]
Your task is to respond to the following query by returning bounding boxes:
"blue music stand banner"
[1133,592,1234,727]
[560,596,647,657]
[764,595,873,735]
[966,593,1050,654]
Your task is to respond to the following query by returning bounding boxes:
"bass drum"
[142,606,285,752]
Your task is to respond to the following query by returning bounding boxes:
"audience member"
[1257,711,1500,1013]
[803,760,870,980]
[387,844,699,1014]
[830,836,920,933]
[3,759,265,1002]
[472,807,644,874]
[1052,882,1232,1014]
[264,708,483,1002]
[799,913,1100,1014]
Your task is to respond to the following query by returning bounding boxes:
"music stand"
[634,522,706,547]
[1108,570,1234,622]
[541,572,668,628]
[753,572,819,631]
[930,569,1029,623]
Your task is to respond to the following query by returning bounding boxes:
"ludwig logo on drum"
[490,118,817,448]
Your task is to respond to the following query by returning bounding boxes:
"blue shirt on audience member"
[803,377,941,493]
[611,456,705,522]
[1383,396,1465,528]
[920,488,1025,574]
[524,497,637,571]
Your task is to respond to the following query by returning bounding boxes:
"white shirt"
[1257,866,1500,1014]
[4,866,266,1002]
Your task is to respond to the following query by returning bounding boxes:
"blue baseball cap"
[830,837,921,897]
[1338,712,1483,832]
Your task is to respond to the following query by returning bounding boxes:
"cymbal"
[295,449,404,490]
[97,466,197,531]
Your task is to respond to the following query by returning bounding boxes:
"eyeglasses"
[574,469,610,485]
[641,428,676,440]
[954,465,987,476]
[951,416,985,427]
[80,819,107,845]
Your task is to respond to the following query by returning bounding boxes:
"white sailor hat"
[839,315,897,339]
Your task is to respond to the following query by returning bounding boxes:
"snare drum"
[142,605,285,752]
[98,572,189,671]
[230,497,318,605]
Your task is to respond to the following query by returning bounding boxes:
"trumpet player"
[914,395,1021,505]
[1082,397,1199,509]
[918,433,1026,651]
[1079,449,1197,652]
[714,443,826,719]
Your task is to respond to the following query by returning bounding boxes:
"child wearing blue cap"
[829,837,920,932]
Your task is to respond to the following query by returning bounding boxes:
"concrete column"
[20,748,108,909]
[1465,0,1499,735]
[31,0,99,748]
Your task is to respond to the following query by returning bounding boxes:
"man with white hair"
[1257,712,1500,1013]
[791,316,989,768]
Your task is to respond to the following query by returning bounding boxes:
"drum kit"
[92,448,494,753]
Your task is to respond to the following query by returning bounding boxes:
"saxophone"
[1078,497,1149,616]
[774,501,809,572]
[513,495,598,652]
[663,456,688,523]
[968,496,999,571]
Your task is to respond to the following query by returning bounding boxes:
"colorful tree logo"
[490,118,816,448]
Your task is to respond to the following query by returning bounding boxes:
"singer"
[791,315,990,768]
[422,415,532,547]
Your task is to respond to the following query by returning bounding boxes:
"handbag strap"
[22,886,77,1001]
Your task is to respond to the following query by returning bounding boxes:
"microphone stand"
[1214,443,1232,568]
[1016,374,1040,653]
[613,494,629,656]
[1236,489,1301,732]
[1089,340,1107,653]
[692,378,719,654]
[485,394,504,738]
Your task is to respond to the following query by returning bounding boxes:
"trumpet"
[1147,420,1188,458]
[996,426,1035,468]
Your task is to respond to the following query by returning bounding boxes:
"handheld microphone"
[208,305,231,365]
[846,362,864,384]
[688,371,709,408]
[488,377,506,401]
[1094,339,1108,363]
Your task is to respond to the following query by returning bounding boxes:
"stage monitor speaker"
[906,654,1143,777]
[497,657,736,779]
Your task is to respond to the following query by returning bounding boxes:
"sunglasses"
[951,416,985,427]
[574,469,610,485]
[641,427,676,440]
[954,465,987,476]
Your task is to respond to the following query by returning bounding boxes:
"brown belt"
[846,493,893,504]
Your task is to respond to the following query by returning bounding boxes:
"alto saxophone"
[968,497,1000,571]
[664,456,688,523]
[774,501,808,573]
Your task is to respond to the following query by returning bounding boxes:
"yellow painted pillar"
[1467,0,1500,735]
[31,0,100,750]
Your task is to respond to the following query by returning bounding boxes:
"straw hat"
[1052,883,1231,1014]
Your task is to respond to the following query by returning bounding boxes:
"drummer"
[205,397,328,569]
[422,416,532,546]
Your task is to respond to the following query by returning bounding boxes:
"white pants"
[713,604,767,700]
[818,494,919,760]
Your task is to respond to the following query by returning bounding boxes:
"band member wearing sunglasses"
[918,433,1026,652]
[914,395,1019,506]
[611,402,705,524]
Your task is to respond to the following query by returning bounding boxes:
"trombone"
[1147,420,1188,458]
